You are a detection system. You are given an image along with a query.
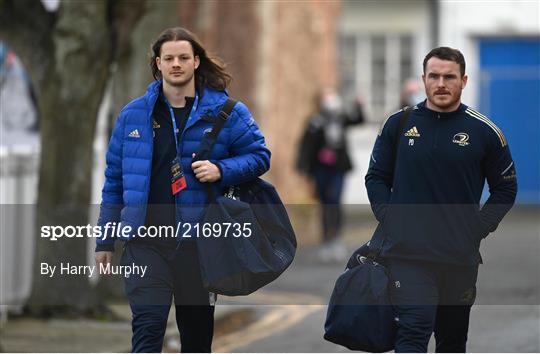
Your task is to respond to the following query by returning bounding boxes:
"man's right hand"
[95,251,114,275]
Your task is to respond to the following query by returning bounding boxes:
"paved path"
[214,208,540,353]
[0,208,537,352]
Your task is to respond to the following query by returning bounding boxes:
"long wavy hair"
[150,27,232,90]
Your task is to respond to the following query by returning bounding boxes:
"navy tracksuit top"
[365,100,517,265]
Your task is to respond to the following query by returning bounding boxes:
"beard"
[427,90,462,111]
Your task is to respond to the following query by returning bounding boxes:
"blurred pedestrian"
[297,88,365,262]
[365,47,517,352]
[0,42,39,136]
[95,27,270,353]
[399,77,424,108]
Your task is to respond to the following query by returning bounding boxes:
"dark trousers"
[387,259,479,353]
[121,240,215,353]
[313,166,345,242]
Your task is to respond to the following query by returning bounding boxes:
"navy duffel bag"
[324,246,397,352]
[194,99,297,296]
[198,177,296,296]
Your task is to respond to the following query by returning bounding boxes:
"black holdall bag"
[323,106,413,352]
[323,226,397,352]
[193,98,297,296]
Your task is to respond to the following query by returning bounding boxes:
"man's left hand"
[192,160,221,183]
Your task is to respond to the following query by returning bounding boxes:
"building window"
[371,36,386,109]
[339,33,414,121]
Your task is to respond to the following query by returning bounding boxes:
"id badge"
[171,157,187,195]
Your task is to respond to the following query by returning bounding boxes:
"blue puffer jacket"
[96,81,271,248]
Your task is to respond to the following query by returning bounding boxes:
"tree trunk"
[29,1,112,315]
[0,0,146,316]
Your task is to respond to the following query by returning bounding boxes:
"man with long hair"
[95,27,270,352]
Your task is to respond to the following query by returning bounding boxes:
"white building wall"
[438,0,540,108]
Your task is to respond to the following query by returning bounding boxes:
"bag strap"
[207,98,237,141]
[393,105,412,171]
[196,98,237,201]
[368,106,413,259]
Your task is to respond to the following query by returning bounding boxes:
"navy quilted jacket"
[96,80,270,248]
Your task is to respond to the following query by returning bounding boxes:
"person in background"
[399,77,425,108]
[297,88,365,262]
[0,42,39,135]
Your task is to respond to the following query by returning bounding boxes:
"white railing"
[0,139,40,323]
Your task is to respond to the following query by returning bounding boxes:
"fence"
[0,140,39,323]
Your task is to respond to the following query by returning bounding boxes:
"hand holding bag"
[323,223,398,352]
[323,107,413,351]
[323,246,397,352]
[194,99,297,296]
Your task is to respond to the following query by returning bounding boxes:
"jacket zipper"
[164,102,182,244]
[433,113,441,148]
[167,99,198,249]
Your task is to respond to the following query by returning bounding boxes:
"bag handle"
[193,98,237,201]
[368,106,413,258]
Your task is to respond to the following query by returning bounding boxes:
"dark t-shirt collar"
[159,92,195,109]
